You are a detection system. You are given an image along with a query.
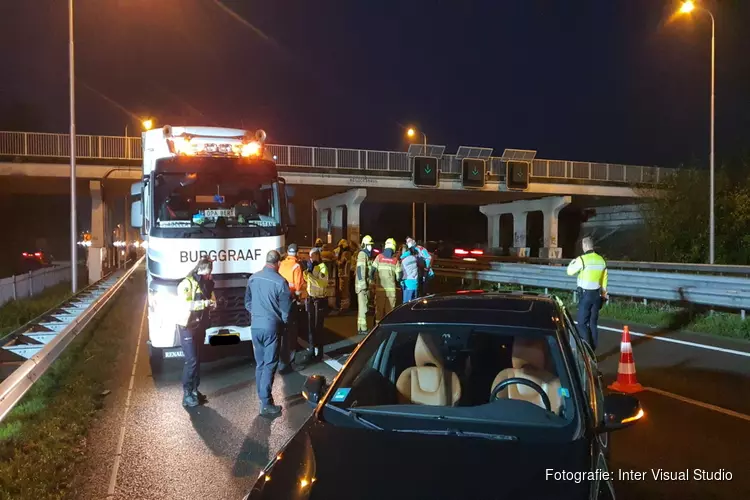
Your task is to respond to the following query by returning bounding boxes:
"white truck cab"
[130,126,294,370]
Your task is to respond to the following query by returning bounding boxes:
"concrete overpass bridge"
[1,130,665,267]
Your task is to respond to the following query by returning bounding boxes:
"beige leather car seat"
[396,334,462,406]
[490,338,562,413]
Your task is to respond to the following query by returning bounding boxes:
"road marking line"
[576,321,750,358]
[107,300,147,497]
[298,338,346,372]
[645,387,750,423]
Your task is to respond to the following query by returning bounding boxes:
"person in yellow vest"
[566,236,608,350]
[333,239,353,311]
[176,257,216,408]
[303,247,329,361]
[371,238,402,324]
[355,235,374,335]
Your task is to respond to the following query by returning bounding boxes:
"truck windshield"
[152,167,283,237]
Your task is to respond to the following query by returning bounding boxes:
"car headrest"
[512,338,547,370]
[415,334,443,368]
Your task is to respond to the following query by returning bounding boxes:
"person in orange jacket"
[278,243,306,371]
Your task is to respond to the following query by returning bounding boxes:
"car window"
[322,323,579,435]
[562,309,588,392]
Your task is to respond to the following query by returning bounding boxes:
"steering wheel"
[490,377,552,412]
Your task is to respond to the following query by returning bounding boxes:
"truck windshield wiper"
[182,226,216,237]
[323,403,383,431]
[392,428,517,441]
[240,221,272,236]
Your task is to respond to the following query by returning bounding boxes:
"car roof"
[382,291,562,330]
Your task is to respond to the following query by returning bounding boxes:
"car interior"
[348,329,567,416]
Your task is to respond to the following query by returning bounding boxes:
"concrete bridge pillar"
[540,196,571,259]
[510,210,529,257]
[88,180,107,284]
[480,195,571,258]
[313,188,367,246]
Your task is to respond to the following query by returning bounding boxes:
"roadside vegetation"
[0,277,142,500]
[456,280,750,341]
[0,282,77,338]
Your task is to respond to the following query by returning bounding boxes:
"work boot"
[191,388,208,403]
[260,404,282,417]
[191,377,207,403]
[182,388,199,408]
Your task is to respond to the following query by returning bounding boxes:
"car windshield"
[320,324,578,440]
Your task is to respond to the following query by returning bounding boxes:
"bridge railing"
[0,130,665,184]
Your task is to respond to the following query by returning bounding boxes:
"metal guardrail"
[450,255,750,276]
[433,259,750,312]
[0,257,144,422]
[0,130,666,185]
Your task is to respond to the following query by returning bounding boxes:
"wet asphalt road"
[77,291,750,499]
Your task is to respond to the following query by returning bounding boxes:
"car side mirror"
[598,393,643,433]
[302,375,327,408]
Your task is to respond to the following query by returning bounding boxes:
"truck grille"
[209,287,250,328]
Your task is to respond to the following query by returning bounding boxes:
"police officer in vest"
[176,257,216,408]
[567,236,609,350]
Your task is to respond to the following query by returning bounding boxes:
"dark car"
[18,250,53,273]
[244,291,643,500]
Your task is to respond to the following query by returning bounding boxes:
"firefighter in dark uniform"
[176,257,216,408]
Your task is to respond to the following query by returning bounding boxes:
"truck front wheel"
[148,344,164,374]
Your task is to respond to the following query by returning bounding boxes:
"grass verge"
[0,283,75,338]
[440,278,750,341]
[0,275,142,500]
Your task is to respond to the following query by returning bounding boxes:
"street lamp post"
[69,0,78,292]
[678,0,716,264]
[407,127,429,243]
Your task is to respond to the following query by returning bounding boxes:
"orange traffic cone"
[608,326,644,394]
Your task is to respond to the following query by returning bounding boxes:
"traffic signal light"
[506,160,530,191]
[412,156,438,187]
[461,159,486,188]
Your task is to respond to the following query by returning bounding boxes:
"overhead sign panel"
[461,158,486,188]
[412,156,438,187]
[506,160,530,191]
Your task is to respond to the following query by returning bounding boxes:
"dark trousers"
[251,326,280,407]
[178,325,205,390]
[577,289,603,350]
[306,297,327,356]
[280,302,305,369]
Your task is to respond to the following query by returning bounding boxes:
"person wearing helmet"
[371,238,402,323]
[333,239,353,311]
[355,235,374,335]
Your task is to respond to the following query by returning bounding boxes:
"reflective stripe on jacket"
[279,256,306,299]
[355,250,372,293]
[566,251,608,291]
[176,274,215,329]
[305,262,329,298]
[372,254,401,292]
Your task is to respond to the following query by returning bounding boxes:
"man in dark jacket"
[244,250,292,416]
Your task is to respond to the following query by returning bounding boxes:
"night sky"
[1,0,748,169]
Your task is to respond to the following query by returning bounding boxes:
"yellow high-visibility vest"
[567,252,608,291]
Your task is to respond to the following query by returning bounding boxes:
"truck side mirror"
[131,200,143,228]
[287,203,297,227]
